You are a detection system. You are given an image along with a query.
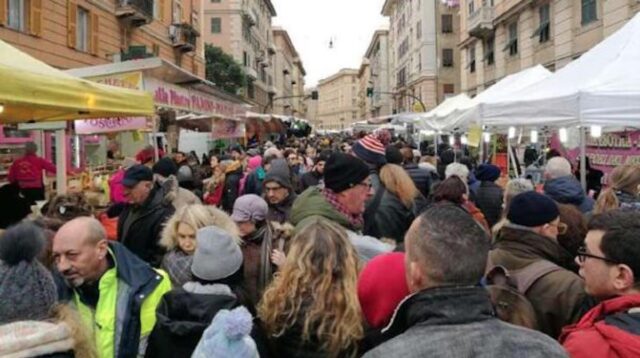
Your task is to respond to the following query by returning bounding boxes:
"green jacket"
[73,242,172,358]
[290,186,356,230]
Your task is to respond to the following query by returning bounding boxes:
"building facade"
[203,0,277,111]
[304,87,319,127]
[382,0,461,112]
[272,27,306,117]
[364,30,393,118]
[0,0,204,76]
[357,59,371,120]
[316,69,360,130]
[459,0,640,95]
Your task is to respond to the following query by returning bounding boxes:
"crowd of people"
[1,131,640,358]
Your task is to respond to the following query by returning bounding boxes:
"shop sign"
[144,77,244,118]
[88,72,143,90]
[212,118,245,138]
[74,117,149,135]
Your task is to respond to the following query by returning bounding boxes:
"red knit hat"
[352,134,386,165]
[357,252,410,328]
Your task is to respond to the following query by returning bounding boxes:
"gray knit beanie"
[191,226,243,282]
[0,222,57,324]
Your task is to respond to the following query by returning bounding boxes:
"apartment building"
[364,29,393,118]
[459,0,640,95]
[382,0,461,113]
[273,27,306,117]
[304,87,319,127]
[316,69,360,130]
[0,0,204,75]
[203,0,277,111]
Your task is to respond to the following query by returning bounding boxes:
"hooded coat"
[222,161,244,213]
[544,176,595,214]
[490,226,588,338]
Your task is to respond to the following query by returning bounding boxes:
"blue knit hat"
[475,164,501,182]
[192,306,258,358]
[507,191,559,227]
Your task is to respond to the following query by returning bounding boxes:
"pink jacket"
[8,154,56,189]
[108,169,127,204]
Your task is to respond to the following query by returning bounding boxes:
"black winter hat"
[152,157,178,178]
[122,164,154,187]
[324,153,370,193]
[507,191,559,227]
[385,145,403,165]
[264,159,293,190]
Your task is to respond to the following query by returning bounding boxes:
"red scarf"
[322,188,364,230]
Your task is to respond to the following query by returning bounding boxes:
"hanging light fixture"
[591,125,602,138]
[0,104,4,114]
[508,126,516,139]
[559,127,568,143]
[461,135,468,145]
[530,129,538,143]
[483,132,491,143]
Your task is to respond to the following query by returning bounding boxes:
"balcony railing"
[468,6,495,38]
[170,24,197,53]
[116,0,154,27]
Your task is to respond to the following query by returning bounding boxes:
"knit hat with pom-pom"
[192,306,259,358]
[0,222,57,324]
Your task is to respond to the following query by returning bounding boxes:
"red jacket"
[8,154,56,189]
[560,294,640,358]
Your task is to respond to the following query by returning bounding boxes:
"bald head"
[53,217,109,287]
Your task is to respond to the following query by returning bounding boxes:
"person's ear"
[408,260,426,293]
[613,264,636,292]
[96,240,109,260]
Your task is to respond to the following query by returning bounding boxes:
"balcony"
[242,10,257,26]
[169,24,197,53]
[245,66,258,80]
[268,85,278,95]
[468,6,495,39]
[267,42,277,55]
[116,0,153,27]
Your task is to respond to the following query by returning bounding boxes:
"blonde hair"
[160,204,240,250]
[595,164,640,214]
[258,217,363,357]
[380,164,420,207]
[50,304,97,358]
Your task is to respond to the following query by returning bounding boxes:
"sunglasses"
[576,246,618,264]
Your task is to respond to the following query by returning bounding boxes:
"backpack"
[484,260,562,330]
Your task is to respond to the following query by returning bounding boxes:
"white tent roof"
[417,94,472,131]
[480,13,640,128]
[442,65,552,131]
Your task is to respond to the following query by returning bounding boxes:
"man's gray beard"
[65,276,85,288]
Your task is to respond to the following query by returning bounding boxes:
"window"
[417,52,422,71]
[484,36,495,65]
[397,38,409,60]
[581,0,597,25]
[468,46,476,73]
[211,0,221,2]
[416,21,422,39]
[504,22,518,56]
[76,7,89,52]
[7,0,28,31]
[442,48,454,67]
[442,14,453,33]
[247,81,255,99]
[443,84,455,94]
[210,17,221,33]
[397,67,407,87]
[534,4,550,43]
[468,0,475,15]
[243,51,249,66]
[352,111,357,119]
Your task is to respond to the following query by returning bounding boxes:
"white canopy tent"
[417,94,472,131]
[479,13,640,128]
[441,65,552,132]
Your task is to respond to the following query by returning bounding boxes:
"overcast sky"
[272,0,389,88]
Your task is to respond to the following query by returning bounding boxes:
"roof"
[263,0,277,16]
[317,68,359,86]
[365,30,389,59]
[381,0,396,15]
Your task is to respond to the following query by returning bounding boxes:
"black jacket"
[403,163,433,199]
[118,183,175,267]
[365,189,427,243]
[474,181,504,228]
[299,170,322,191]
[222,165,243,213]
[145,287,238,358]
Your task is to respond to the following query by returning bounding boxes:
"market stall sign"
[144,77,244,118]
[212,118,245,138]
[88,72,143,90]
[74,117,149,135]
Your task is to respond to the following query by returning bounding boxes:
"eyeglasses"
[576,246,618,264]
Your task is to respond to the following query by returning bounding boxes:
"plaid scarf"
[322,188,364,230]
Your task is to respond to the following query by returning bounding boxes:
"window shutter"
[90,12,99,55]
[0,0,7,26]
[67,0,77,48]
[29,0,43,36]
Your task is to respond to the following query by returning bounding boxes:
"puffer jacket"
[475,181,504,228]
[616,191,640,211]
[364,286,568,357]
[544,176,595,213]
[560,294,640,358]
[403,163,433,199]
[490,226,588,338]
[222,162,243,213]
[366,190,425,243]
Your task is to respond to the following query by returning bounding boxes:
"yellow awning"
[0,39,154,123]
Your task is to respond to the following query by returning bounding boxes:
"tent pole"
[55,129,67,195]
[507,137,511,178]
[580,126,587,191]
